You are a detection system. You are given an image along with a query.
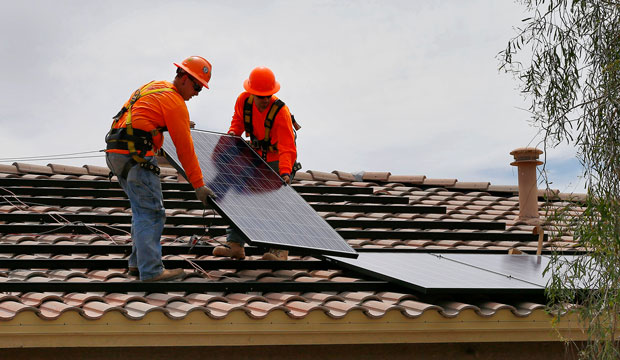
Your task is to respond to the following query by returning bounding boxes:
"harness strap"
[124,85,174,164]
[243,95,254,137]
[117,159,161,179]
[106,82,174,177]
[105,128,155,151]
[243,96,285,160]
[263,99,285,152]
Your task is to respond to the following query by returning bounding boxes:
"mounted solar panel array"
[162,130,357,258]
[325,253,582,295]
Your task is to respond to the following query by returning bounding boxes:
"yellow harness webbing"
[243,95,285,158]
[110,82,175,163]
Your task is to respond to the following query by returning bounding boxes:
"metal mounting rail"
[0,178,126,189]
[0,259,329,270]
[293,185,374,195]
[2,175,566,202]
[2,195,445,213]
[0,224,217,236]
[0,212,227,226]
[4,196,204,209]
[0,213,505,230]
[0,223,540,241]
[336,229,547,242]
[0,244,262,256]
[312,204,445,214]
[380,182,543,200]
[330,219,504,230]
[0,187,406,204]
[1,186,193,200]
[0,280,395,293]
[0,178,375,195]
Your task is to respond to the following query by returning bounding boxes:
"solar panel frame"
[325,253,565,295]
[161,129,358,258]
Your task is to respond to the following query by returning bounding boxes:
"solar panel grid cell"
[162,130,358,258]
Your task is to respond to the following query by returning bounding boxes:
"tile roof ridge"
[12,162,54,175]
[387,174,426,184]
[331,170,357,182]
[82,164,110,177]
[423,178,457,187]
[4,159,592,199]
[47,163,89,176]
[306,170,340,181]
[361,171,391,182]
[292,171,313,181]
[556,192,587,202]
[487,184,519,193]
[451,181,491,190]
[0,163,20,174]
[312,168,588,199]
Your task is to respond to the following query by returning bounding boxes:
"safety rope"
[0,187,124,244]
[0,150,105,163]
[0,186,236,281]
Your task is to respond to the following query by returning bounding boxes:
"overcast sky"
[0,0,584,192]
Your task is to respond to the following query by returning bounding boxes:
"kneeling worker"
[106,56,215,281]
[213,66,298,261]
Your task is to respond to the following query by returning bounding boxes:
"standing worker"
[105,56,215,281]
[213,66,298,261]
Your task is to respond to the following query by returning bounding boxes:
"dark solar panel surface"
[326,253,560,294]
[162,130,357,258]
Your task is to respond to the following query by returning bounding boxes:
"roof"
[0,161,588,349]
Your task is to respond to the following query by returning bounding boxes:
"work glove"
[281,174,291,185]
[195,185,216,206]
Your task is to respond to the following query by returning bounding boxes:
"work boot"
[262,249,288,261]
[143,268,184,282]
[128,266,139,277]
[212,242,246,260]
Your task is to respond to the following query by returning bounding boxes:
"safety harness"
[243,95,302,174]
[105,81,172,178]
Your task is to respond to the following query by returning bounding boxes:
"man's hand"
[195,186,216,206]
[281,174,291,184]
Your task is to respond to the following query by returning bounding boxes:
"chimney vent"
[510,147,543,224]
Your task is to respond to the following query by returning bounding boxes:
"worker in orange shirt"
[213,66,298,261]
[105,56,215,281]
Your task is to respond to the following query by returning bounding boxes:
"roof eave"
[0,308,587,348]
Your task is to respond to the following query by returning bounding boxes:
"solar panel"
[325,253,562,295]
[162,129,357,258]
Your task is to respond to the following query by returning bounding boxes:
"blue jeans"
[106,152,165,280]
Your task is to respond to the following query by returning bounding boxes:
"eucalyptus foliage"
[500,1,620,358]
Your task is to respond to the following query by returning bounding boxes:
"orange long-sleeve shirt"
[107,81,204,188]
[229,92,297,175]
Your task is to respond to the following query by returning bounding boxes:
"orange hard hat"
[174,56,212,89]
[243,67,280,96]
